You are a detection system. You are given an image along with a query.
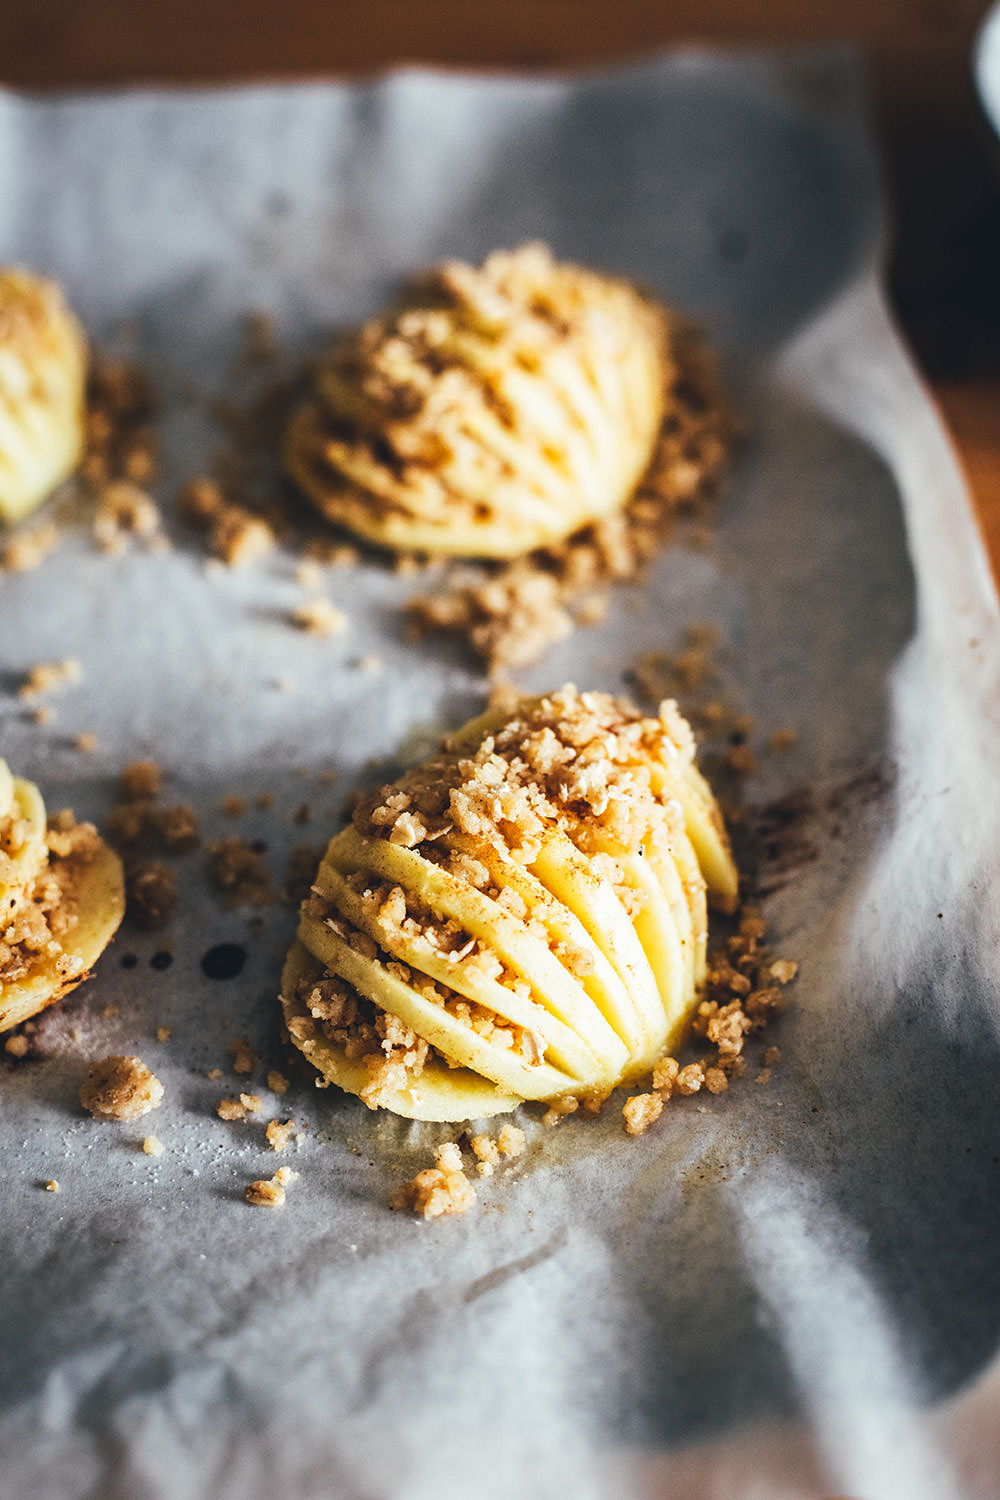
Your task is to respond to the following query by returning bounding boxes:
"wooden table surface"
[2,0,998,579]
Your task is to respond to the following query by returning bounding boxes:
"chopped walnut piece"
[623,1092,664,1137]
[19,659,82,699]
[126,861,176,929]
[80,1055,164,1121]
[291,598,347,636]
[142,1135,164,1156]
[245,1176,285,1207]
[390,1142,477,1219]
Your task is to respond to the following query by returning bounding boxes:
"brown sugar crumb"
[155,1026,172,1043]
[157,804,201,853]
[245,1176,285,1208]
[44,1179,60,1193]
[208,838,271,906]
[19,659,82,699]
[93,481,162,552]
[623,1092,664,1137]
[120,759,161,802]
[73,732,98,753]
[212,506,276,567]
[267,1068,289,1095]
[220,794,246,818]
[291,598,347,636]
[5,1034,30,1059]
[2,520,60,573]
[255,791,275,811]
[216,1091,261,1121]
[142,1135,164,1156]
[265,1118,295,1152]
[283,842,321,905]
[80,1055,164,1121]
[229,1037,256,1076]
[541,1096,579,1128]
[125,860,176,929]
[768,727,798,753]
[469,1134,499,1176]
[390,1141,476,1219]
[725,744,758,777]
[497,1123,526,1158]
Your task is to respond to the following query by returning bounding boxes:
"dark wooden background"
[2,0,998,569]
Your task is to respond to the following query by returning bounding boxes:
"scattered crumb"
[93,480,162,551]
[390,1141,476,1219]
[768,727,798,753]
[283,843,321,906]
[291,598,347,636]
[229,1037,256,1076]
[155,1026,172,1043]
[44,1180,60,1193]
[18,659,82,699]
[29,705,52,726]
[73,731,98,753]
[120,759,161,801]
[211,506,276,567]
[623,1092,664,1137]
[769,959,798,985]
[207,1067,223,1081]
[142,1135,164,1156]
[217,1093,258,1122]
[725,744,758,777]
[158,804,201,852]
[245,1176,285,1207]
[220,794,246,818]
[265,1118,295,1152]
[274,1166,299,1187]
[1,519,60,573]
[125,860,177,929]
[359,654,383,674]
[755,1068,772,1086]
[208,838,271,906]
[763,1046,782,1067]
[255,791,275,811]
[294,559,324,590]
[542,1096,579,1128]
[80,1055,164,1121]
[5,1034,29,1059]
[496,1123,526,1159]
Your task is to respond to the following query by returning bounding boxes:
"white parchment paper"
[1,50,999,1500]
